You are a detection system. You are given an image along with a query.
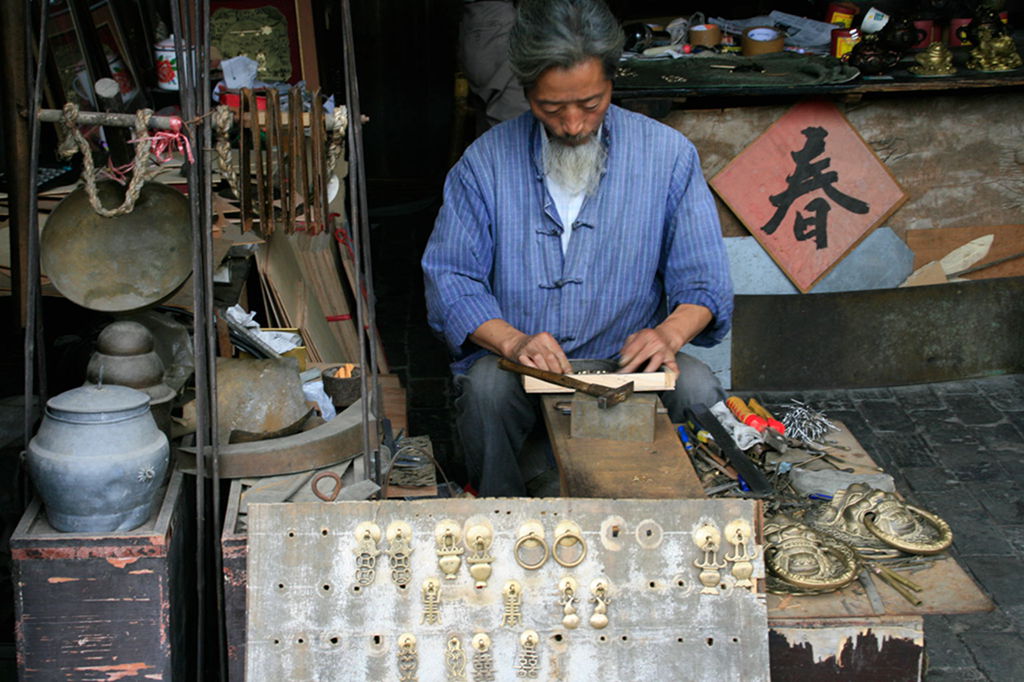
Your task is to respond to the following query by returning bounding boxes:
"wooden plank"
[522,369,677,394]
[766,425,992,620]
[769,616,924,681]
[767,554,991,618]
[906,224,1024,280]
[541,395,705,498]
[378,373,407,434]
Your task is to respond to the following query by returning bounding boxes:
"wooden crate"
[11,470,193,681]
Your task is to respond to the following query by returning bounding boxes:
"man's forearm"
[470,319,572,373]
[656,304,713,352]
[469,318,526,358]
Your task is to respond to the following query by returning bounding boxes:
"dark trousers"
[453,353,726,497]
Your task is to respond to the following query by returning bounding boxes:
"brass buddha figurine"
[909,42,956,76]
[967,25,1023,71]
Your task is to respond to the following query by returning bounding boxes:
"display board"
[246,498,769,681]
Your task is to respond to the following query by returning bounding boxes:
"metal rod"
[37,108,184,130]
[198,0,226,674]
[339,0,378,487]
[23,0,50,511]
[169,2,207,678]
[38,106,350,132]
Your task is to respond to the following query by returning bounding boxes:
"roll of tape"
[688,23,722,47]
[741,26,785,56]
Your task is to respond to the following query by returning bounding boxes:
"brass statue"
[967,26,1023,72]
[809,483,953,557]
[909,42,956,76]
[764,514,859,593]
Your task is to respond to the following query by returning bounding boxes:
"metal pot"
[27,384,169,532]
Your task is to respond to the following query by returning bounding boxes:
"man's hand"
[502,331,572,373]
[617,303,713,374]
[470,319,572,373]
[618,328,680,374]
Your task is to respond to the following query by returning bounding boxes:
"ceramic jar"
[154,36,180,90]
[27,384,169,532]
[86,320,176,439]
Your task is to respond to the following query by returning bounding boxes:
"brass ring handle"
[311,471,342,501]
[552,530,587,568]
[766,540,858,592]
[513,531,549,570]
[863,506,953,555]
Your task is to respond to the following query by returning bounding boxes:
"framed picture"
[44,0,142,108]
[210,0,319,88]
[711,99,908,293]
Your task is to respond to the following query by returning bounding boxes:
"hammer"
[497,358,633,408]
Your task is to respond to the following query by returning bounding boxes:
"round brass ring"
[552,530,587,568]
[513,532,549,570]
[863,506,953,555]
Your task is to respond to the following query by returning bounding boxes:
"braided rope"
[213,104,240,197]
[59,103,155,217]
[327,105,349,172]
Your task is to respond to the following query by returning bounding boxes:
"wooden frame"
[209,0,319,87]
[44,0,142,108]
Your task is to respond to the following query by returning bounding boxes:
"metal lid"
[47,385,151,423]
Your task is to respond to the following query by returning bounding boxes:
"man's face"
[526,57,612,146]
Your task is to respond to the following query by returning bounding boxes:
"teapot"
[849,34,902,74]
[878,14,927,52]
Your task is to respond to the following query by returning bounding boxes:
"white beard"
[543,132,607,196]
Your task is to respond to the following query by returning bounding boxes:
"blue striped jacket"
[422,104,733,372]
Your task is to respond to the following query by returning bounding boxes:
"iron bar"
[22,0,50,510]
[339,0,379,486]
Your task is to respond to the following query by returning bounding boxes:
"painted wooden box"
[11,470,193,681]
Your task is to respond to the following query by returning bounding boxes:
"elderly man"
[423,0,733,497]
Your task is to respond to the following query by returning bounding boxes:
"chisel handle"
[726,396,767,431]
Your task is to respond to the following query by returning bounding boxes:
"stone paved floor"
[370,206,1022,680]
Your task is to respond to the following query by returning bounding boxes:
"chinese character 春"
[761,126,869,249]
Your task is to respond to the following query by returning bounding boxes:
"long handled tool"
[497,358,633,408]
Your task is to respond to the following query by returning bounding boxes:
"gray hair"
[508,0,624,89]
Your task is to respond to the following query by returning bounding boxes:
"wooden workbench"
[540,394,705,498]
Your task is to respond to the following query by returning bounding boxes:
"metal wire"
[781,399,840,444]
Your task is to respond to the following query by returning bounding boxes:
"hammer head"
[596,381,634,409]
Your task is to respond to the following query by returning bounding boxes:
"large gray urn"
[27,384,169,532]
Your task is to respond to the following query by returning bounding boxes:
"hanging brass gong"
[41,180,193,312]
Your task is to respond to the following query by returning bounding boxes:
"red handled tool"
[726,397,788,453]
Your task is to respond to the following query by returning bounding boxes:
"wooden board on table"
[523,369,677,393]
[766,421,992,620]
[540,394,705,498]
[906,224,1024,280]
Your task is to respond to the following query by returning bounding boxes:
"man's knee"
[661,353,725,421]
[454,354,528,416]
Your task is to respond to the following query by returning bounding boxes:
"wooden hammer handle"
[497,357,606,397]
